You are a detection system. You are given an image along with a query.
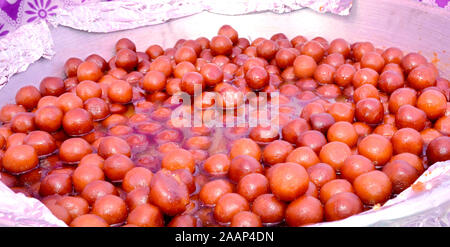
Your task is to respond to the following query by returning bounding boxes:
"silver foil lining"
[0,20,54,89]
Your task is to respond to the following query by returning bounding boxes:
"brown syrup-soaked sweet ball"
[231,211,262,227]
[59,138,92,163]
[6,133,26,149]
[353,84,379,103]
[107,80,133,104]
[262,140,293,166]
[210,35,233,56]
[319,179,354,204]
[199,179,234,206]
[84,97,110,121]
[218,25,238,44]
[316,84,342,98]
[174,46,197,64]
[328,38,350,57]
[184,136,211,150]
[319,141,352,171]
[327,102,355,123]
[92,194,127,225]
[248,125,280,143]
[122,167,153,193]
[353,170,392,205]
[115,48,138,71]
[286,146,320,169]
[285,195,323,226]
[75,80,102,102]
[97,136,131,158]
[378,70,404,94]
[15,85,42,110]
[229,138,262,161]
[391,153,424,174]
[293,55,317,79]
[146,44,164,59]
[161,148,195,173]
[70,214,109,227]
[2,144,38,174]
[37,96,58,109]
[355,98,384,125]
[334,64,356,87]
[127,203,164,227]
[300,102,325,122]
[168,214,199,227]
[381,47,403,64]
[268,162,309,201]
[257,39,279,60]
[309,113,335,134]
[360,51,385,72]
[39,173,72,196]
[251,193,285,224]
[46,204,72,225]
[103,154,135,182]
[401,52,427,74]
[150,169,190,216]
[72,164,104,192]
[77,61,103,82]
[307,163,336,188]
[115,38,136,52]
[86,54,108,72]
[296,130,327,154]
[39,77,65,97]
[62,108,93,136]
[56,196,89,220]
[395,105,427,131]
[323,53,345,69]
[56,93,83,113]
[281,118,310,144]
[358,134,393,166]
[149,56,173,78]
[388,87,417,114]
[229,155,263,183]
[0,135,5,150]
[237,173,269,202]
[407,65,437,91]
[352,42,375,61]
[300,40,325,62]
[245,66,269,90]
[0,104,26,124]
[81,180,117,205]
[382,160,419,194]
[203,153,230,176]
[435,115,450,136]
[275,48,297,69]
[181,71,205,95]
[10,112,35,133]
[324,192,363,221]
[352,68,379,88]
[327,121,358,147]
[200,63,224,87]
[64,57,83,77]
[214,193,249,223]
[391,128,423,156]
[341,155,375,183]
[417,89,446,120]
[426,136,450,166]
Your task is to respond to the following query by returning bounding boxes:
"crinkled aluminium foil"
[0,20,54,88]
[47,0,352,33]
[0,178,66,227]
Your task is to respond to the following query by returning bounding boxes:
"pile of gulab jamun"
[0,25,448,227]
